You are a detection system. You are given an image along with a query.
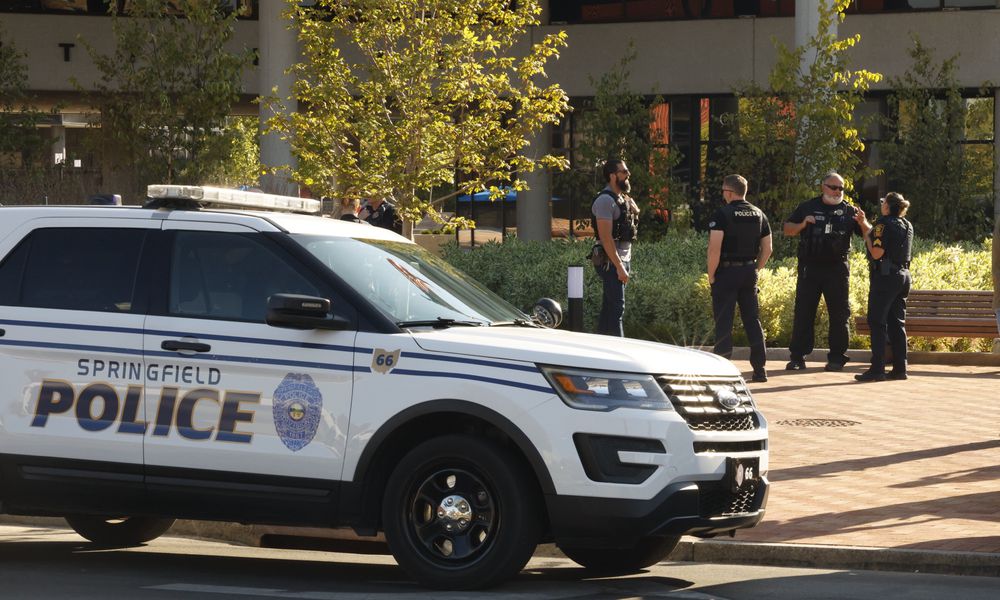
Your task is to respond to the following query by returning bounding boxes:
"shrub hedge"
[441,234,995,352]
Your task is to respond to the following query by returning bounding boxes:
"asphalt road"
[0,525,997,599]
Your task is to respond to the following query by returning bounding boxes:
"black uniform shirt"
[363,201,402,235]
[868,215,913,269]
[787,196,862,265]
[709,200,771,261]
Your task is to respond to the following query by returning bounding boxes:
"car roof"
[0,205,413,244]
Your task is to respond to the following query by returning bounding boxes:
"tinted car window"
[18,228,147,312]
[0,237,31,306]
[169,231,320,322]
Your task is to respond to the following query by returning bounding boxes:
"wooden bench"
[855,289,999,339]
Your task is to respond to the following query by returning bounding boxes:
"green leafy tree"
[554,42,684,239]
[267,0,569,232]
[79,0,253,201]
[722,0,881,228]
[880,37,993,241]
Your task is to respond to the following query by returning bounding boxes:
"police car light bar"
[147,185,321,214]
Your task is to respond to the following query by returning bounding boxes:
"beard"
[620,178,631,194]
[822,193,840,203]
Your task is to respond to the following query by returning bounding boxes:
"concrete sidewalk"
[692,352,1000,576]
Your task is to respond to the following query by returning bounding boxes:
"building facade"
[1,1,998,232]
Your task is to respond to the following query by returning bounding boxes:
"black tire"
[64,515,175,547]
[382,434,541,589]
[560,535,681,574]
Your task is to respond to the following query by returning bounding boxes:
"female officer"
[854,192,913,382]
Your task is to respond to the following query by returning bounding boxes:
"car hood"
[409,327,739,377]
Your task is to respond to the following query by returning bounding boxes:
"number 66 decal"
[371,349,401,374]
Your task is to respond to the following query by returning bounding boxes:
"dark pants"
[711,264,766,371]
[789,260,851,365]
[867,270,911,373]
[595,260,629,337]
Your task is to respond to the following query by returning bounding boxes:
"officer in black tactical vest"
[708,174,773,382]
[591,158,639,336]
[783,172,865,372]
[855,192,913,382]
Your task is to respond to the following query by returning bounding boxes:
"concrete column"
[50,125,67,166]
[517,124,553,242]
[795,0,834,72]
[258,0,298,196]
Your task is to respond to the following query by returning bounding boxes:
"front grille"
[698,481,760,517]
[657,376,760,432]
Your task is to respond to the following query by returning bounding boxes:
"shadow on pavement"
[768,439,1000,482]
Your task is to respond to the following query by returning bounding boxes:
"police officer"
[708,174,773,382]
[359,196,403,234]
[783,172,865,372]
[855,192,913,382]
[592,158,639,337]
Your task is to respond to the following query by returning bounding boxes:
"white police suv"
[0,185,768,589]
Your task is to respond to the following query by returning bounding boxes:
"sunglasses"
[824,183,845,192]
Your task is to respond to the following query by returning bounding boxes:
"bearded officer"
[707,174,773,382]
[783,172,864,372]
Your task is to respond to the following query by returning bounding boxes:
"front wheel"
[382,434,541,589]
[65,515,175,547]
[560,535,681,574]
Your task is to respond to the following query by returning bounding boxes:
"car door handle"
[161,340,211,353]
[0,328,5,337]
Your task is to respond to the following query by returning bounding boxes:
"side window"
[16,228,146,312]
[169,231,320,322]
[0,237,31,306]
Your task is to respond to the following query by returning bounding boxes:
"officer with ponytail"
[855,192,913,382]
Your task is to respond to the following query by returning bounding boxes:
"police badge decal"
[273,373,323,452]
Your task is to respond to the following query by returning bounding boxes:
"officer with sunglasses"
[783,172,867,372]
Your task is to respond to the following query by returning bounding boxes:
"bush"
[442,234,995,352]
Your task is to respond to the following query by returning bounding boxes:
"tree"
[880,36,994,241]
[79,0,253,201]
[267,0,570,232]
[721,0,881,226]
[554,42,684,239]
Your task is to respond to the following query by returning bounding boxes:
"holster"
[590,244,609,269]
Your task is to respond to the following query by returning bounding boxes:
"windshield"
[291,235,529,326]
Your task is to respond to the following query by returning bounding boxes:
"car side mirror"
[266,294,351,330]
[532,298,563,329]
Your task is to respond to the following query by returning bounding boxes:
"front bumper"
[546,476,769,548]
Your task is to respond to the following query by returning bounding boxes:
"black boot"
[855,370,886,383]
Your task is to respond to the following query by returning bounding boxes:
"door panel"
[142,227,355,488]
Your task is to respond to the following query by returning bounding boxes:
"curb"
[4,517,997,578]
[668,539,1000,578]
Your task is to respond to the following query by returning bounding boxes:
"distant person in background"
[360,197,402,234]
[332,198,361,222]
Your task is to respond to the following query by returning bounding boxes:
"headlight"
[539,366,672,412]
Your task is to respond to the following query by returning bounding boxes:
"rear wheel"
[382,434,541,589]
[64,515,175,547]
[560,535,681,574]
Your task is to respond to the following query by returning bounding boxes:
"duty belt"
[720,259,756,267]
